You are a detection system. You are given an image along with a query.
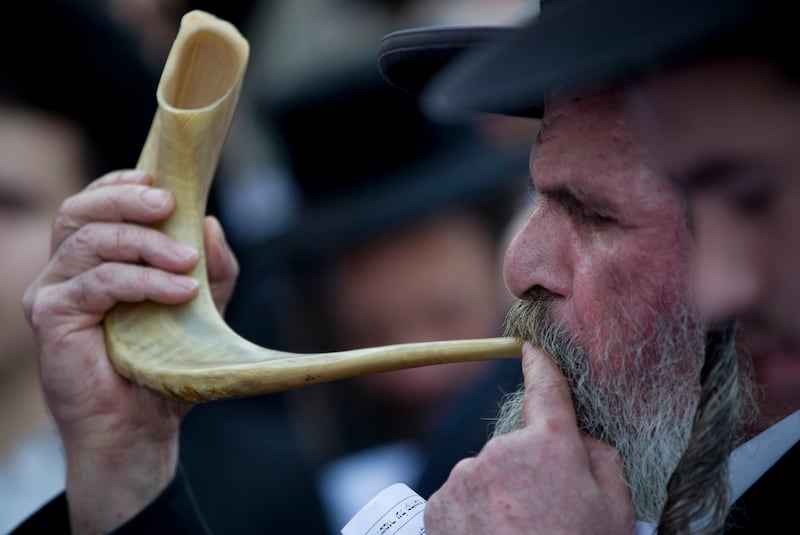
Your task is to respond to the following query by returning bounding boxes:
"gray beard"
[497,296,706,523]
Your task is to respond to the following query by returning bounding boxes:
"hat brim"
[381,0,760,121]
[2,0,158,172]
[378,26,517,102]
[256,55,531,263]
[266,137,529,264]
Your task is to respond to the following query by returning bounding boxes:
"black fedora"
[0,0,158,174]
[378,0,767,121]
[257,57,530,263]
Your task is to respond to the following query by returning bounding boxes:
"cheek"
[766,196,800,332]
[691,200,759,322]
[568,244,694,367]
[0,224,49,364]
[0,221,50,307]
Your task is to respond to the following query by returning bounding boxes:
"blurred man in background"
[239,60,531,532]
[0,2,154,531]
[12,1,800,534]
[377,0,800,531]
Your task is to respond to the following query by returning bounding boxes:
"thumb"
[203,216,239,312]
[522,342,578,430]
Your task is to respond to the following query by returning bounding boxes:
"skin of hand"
[422,342,635,534]
[22,169,239,535]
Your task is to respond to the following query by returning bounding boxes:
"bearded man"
[418,86,760,535]
[15,76,758,535]
[501,89,709,522]
[12,5,791,535]
[375,0,799,531]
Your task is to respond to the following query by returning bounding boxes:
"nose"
[503,204,571,300]
[692,195,762,323]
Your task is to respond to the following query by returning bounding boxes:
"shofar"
[104,10,522,402]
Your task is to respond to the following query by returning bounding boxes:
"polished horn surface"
[104,10,522,402]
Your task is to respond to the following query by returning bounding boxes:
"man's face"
[330,213,503,410]
[501,90,706,522]
[630,58,800,361]
[504,90,701,380]
[0,105,86,375]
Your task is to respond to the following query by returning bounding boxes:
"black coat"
[724,440,799,533]
[10,360,523,535]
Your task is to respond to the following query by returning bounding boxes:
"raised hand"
[22,169,238,534]
[423,342,635,534]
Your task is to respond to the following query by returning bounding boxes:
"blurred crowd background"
[1,1,540,533]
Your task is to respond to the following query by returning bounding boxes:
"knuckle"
[21,284,38,321]
[448,456,477,480]
[92,262,118,286]
[97,188,123,216]
[72,222,99,248]
[478,436,514,467]
[52,209,82,237]
[97,169,127,184]
[534,413,572,438]
[22,294,38,328]
[63,223,104,261]
[229,255,240,278]
[26,287,59,333]
[112,225,137,259]
[91,170,118,186]
[57,192,81,215]
[73,275,93,308]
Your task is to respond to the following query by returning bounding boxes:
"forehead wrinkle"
[533,113,676,226]
[568,182,619,214]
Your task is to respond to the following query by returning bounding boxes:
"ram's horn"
[104,9,523,402]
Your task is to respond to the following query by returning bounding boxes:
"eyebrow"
[0,181,38,209]
[672,157,760,191]
[536,181,617,216]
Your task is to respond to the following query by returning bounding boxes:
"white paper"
[341,483,426,535]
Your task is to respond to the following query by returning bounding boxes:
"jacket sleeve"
[11,464,212,535]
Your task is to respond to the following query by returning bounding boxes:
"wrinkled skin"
[21,89,699,535]
[424,343,635,534]
[424,91,700,534]
[0,105,88,464]
[22,169,238,534]
[330,213,502,415]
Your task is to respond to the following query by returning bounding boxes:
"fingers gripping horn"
[104,10,523,402]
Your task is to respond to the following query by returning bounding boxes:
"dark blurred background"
[1,1,538,533]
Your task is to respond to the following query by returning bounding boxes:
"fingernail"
[173,242,198,260]
[171,275,199,291]
[141,189,170,209]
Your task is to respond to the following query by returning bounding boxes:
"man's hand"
[423,342,635,534]
[22,170,239,534]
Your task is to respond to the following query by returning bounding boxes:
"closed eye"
[574,206,614,226]
[0,183,38,215]
[678,158,776,219]
[548,187,615,227]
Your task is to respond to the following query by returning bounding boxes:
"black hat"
[378,0,768,120]
[258,58,530,262]
[0,0,158,174]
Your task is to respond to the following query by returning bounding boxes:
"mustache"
[503,294,547,343]
[503,294,589,380]
[502,295,595,430]
[503,293,559,348]
[500,289,735,525]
